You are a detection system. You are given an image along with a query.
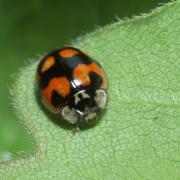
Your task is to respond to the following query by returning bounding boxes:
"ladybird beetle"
[36,47,107,128]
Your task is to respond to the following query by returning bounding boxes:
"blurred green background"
[0,0,170,161]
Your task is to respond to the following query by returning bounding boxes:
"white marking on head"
[61,106,78,124]
[81,92,90,99]
[74,90,90,105]
[94,89,107,109]
[85,112,97,122]
[74,95,81,105]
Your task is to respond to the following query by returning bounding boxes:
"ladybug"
[36,47,107,128]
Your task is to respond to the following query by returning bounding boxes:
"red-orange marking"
[42,77,70,111]
[73,64,90,86]
[41,56,55,73]
[59,49,79,58]
[73,63,107,89]
[89,63,107,89]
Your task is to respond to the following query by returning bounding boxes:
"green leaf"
[0,1,180,179]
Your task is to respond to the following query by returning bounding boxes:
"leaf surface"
[0,1,180,179]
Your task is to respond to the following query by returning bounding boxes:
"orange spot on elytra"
[73,64,90,86]
[89,63,107,89]
[73,63,107,89]
[59,49,79,58]
[42,77,70,113]
[41,56,55,73]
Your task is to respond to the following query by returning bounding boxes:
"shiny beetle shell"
[36,47,107,126]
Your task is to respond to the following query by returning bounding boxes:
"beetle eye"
[94,89,107,109]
